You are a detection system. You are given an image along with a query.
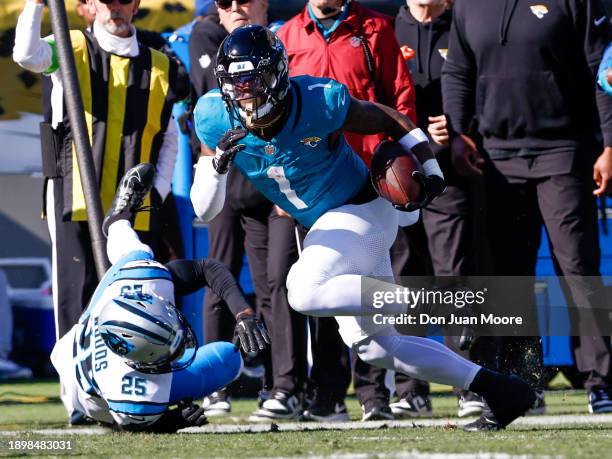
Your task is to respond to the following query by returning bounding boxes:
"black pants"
[203,180,307,394]
[308,316,352,401]
[288,225,352,402]
[47,178,171,339]
[484,154,612,390]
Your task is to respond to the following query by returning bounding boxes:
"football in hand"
[370,140,423,207]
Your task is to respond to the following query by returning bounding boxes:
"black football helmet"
[215,25,290,128]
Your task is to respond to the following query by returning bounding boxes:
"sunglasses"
[216,0,251,10]
[98,0,134,5]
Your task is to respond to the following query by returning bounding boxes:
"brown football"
[370,140,423,207]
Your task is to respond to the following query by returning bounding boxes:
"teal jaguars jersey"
[194,75,369,228]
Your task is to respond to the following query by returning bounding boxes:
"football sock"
[355,333,481,390]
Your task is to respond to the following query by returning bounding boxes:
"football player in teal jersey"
[191,25,536,431]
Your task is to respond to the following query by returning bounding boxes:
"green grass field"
[2,379,612,458]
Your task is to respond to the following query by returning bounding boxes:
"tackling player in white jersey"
[51,163,270,432]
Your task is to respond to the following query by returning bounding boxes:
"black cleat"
[361,399,395,421]
[102,163,155,237]
[69,410,96,426]
[466,370,536,432]
[303,392,350,422]
[463,411,502,432]
[485,375,536,428]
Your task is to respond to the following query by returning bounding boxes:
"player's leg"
[338,315,535,430]
[287,197,534,429]
[286,198,480,388]
[169,342,243,403]
[286,198,404,317]
[106,221,153,264]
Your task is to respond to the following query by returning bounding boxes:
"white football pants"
[286,198,481,389]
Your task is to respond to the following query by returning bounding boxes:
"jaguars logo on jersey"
[300,136,322,148]
[530,5,549,19]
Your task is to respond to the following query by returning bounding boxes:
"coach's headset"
[98,292,197,374]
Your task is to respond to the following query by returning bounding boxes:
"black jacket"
[189,11,228,98]
[442,0,612,156]
[395,7,452,139]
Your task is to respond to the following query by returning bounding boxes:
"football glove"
[178,399,208,427]
[396,172,446,212]
[233,309,271,353]
[213,128,248,174]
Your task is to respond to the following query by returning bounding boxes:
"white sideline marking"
[2,414,612,437]
[179,414,612,434]
[255,453,555,459]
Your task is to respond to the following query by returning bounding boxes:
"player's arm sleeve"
[154,117,178,200]
[576,0,612,146]
[12,0,55,74]
[190,154,228,221]
[190,93,228,221]
[165,258,251,316]
[375,23,417,123]
[441,4,476,136]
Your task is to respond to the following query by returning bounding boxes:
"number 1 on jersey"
[267,166,308,210]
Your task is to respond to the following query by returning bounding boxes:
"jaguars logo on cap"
[530,4,549,19]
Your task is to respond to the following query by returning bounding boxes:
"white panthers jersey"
[51,250,177,428]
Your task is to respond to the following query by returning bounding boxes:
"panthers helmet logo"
[100,329,134,356]
[530,5,549,19]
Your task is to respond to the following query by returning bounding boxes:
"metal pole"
[47,0,110,278]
